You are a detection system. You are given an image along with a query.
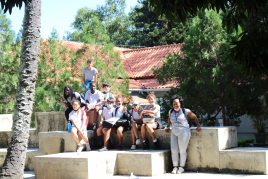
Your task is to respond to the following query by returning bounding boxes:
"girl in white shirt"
[69,100,91,152]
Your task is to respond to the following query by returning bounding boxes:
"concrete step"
[220,147,268,174]
[34,150,171,179]
[0,148,43,171]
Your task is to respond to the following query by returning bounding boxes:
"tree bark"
[0,0,41,178]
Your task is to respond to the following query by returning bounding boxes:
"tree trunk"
[0,0,41,178]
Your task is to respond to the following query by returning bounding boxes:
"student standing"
[166,95,201,174]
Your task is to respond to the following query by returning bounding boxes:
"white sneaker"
[135,138,141,145]
[86,143,91,151]
[76,144,85,152]
[171,167,178,174]
[177,167,184,174]
[99,146,108,152]
[130,145,136,150]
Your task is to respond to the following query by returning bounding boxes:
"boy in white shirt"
[85,82,104,130]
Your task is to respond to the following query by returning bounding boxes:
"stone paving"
[24,171,267,179]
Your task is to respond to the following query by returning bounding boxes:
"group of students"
[63,83,161,152]
[63,58,202,174]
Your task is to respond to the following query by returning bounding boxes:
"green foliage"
[149,0,268,75]
[0,11,19,113]
[238,138,254,147]
[35,30,72,112]
[128,0,186,47]
[154,10,267,125]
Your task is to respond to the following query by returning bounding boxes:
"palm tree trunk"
[0,0,41,178]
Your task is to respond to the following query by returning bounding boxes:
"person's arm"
[165,110,171,132]
[188,112,201,132]
[82,68,86,85]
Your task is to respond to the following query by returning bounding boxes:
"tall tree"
[129,0,186,47]
[148,0,268,75]
[0,0,41,178]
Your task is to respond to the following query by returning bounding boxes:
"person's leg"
[170,133,179,174]
[117,126,124,149]
[146,123,157,141]
[141,124,146,141]
[177,128,191,173]
[99,128,111,151]
[70,128,80,145]
[131,122,136,145]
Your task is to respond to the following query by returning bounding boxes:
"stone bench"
[37,127,268,174]
[34,150,171,179]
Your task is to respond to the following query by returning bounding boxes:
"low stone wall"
[35,112,67,132]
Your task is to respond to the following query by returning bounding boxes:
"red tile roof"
[129,79,177,89]
[122,44,182,79]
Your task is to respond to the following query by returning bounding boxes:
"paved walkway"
[24,171,267,179]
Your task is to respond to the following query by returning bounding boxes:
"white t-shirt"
[113,106,124,118]
[143,103,161,119]
[170,108,191,128]
[69,109,87,131]
[83,67,98,82]
[102,107,114,121]
[85,90,104,109]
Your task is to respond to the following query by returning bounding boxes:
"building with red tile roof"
[121,44,182,97]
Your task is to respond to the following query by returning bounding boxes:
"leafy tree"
[0,0,41,178]
[35,30,73,113]
[154,10,265,125]
[0,11,20,114]
[128,0,186,47]
[70,8,110,44]
[148,0,268,75]
[69,0,132,46]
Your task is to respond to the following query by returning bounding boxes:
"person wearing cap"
[95,96,115,149]
[101,82,114,106]
[97,82,114,128]
[129,99,143,150]
[82,59,98,90]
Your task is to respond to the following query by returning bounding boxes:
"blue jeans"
[82,80,91,89]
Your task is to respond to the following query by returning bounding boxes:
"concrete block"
[34,152,108,179]
[116,150,171,176]
[35,112,67,132]
[34,150,170,178]
[39,131,76,154]
[186,127,237,170]
[220,147,268,174]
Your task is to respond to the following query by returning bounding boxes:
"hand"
[196,126,201,132]
[165,126,171,133]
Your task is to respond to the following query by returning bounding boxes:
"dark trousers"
[65,107,73,123]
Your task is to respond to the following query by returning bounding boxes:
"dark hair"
[171,95,183,105]
[63,86,74,100]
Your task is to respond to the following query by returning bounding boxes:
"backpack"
[169,108,194,127]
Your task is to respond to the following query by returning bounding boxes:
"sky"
[6,0,138,39]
